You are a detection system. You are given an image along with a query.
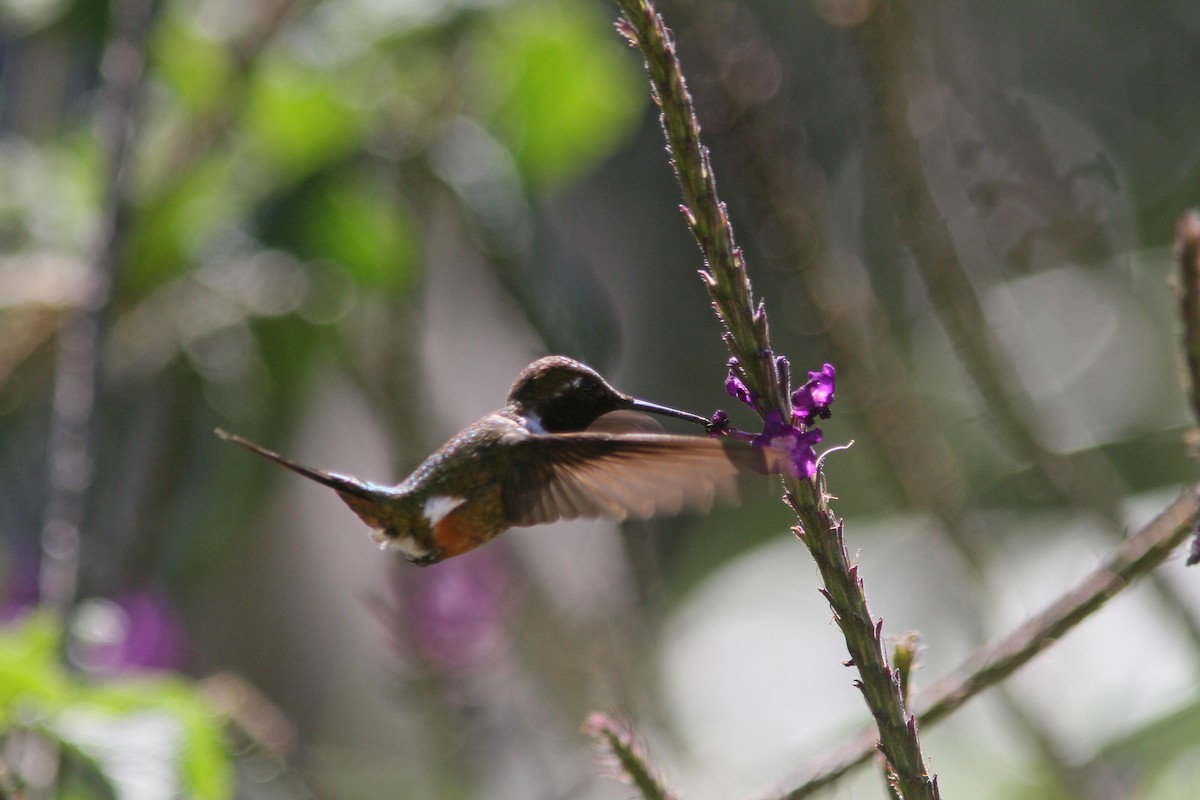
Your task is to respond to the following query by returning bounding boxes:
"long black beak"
[628,398,711,427]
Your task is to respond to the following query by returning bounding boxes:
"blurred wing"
[585,410,666,435]
[505,433,780,527]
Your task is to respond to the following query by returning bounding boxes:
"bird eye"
[578,377,600,395]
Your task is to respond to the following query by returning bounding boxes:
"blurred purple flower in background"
[402,550,512,670]
[106,588,188,673]
[66,588,188,675]
[2,558,187,674]
[0,559,39,624]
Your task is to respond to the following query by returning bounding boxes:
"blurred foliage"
[477,1,644,190]
[0,614,229,799]
[2,0,1200,798]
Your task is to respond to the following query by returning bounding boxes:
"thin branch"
[1176,210,1200,432]
[39,0,160,617]
[767,482,1200,799]
[1175,209,1200,567]
[613,2,938,797]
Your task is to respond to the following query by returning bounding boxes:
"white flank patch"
[422,495,467,526]
[393,536,433,560]
[369,528,433,560]
[523,412,548,434]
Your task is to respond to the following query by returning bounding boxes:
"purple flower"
[707,409,755,442]
[714,358,837,478]
[2,563,186,675]
[707,409,731,436]
[407,551,510,669]
[753,410,824,479]
[67,588,188,675]
[792,363,836,426]
[111,588,187,672]
[724,365,753,406]
[1,558,38,624]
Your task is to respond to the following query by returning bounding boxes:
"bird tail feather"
[214,429,379,502]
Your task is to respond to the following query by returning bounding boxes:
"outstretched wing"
[504,433,785,527]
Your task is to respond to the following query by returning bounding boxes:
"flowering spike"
[680,204,697,229]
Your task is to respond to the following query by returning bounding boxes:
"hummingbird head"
[507,356,711,433]
[507,357,633,433]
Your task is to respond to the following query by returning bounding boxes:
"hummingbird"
[217,356,790,566]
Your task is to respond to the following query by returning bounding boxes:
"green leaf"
[0,615,233,800]
[476,0,644,191]
[0,135,101,255]
[123,153,240,293]
[258,169,418,291]
[80,679,232,800]
[241,56,366,181]
[1095,695,1200,778]
[0,612,71,724]
[151,15,236,114]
